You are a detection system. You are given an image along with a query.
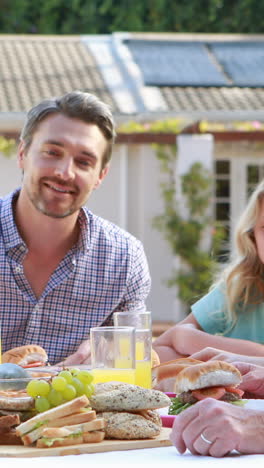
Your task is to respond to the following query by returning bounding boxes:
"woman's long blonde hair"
[219,179,264,320]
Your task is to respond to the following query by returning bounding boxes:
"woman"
[154,180,264,364]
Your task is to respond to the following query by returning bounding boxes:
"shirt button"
[15,266,22,273]
[72,258,77,265]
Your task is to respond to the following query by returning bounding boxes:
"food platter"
[0,428,172,458]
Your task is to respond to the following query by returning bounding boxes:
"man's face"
[18,113,109,219]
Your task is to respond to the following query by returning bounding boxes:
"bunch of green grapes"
[26,368,94,413]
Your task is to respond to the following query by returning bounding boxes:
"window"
[214,160,231,262]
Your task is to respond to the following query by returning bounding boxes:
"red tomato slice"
[192,386,226,400]
[21,362,44,368]
[225,386,244,398]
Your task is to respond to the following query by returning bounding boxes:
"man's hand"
[56,339,91,366]
[170,398,264,457]
[233,361,264,397]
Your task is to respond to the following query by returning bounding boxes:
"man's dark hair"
[20,91,116,168]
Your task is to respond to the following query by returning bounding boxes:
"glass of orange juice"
[90,326,136,385]
[113,311,152,389]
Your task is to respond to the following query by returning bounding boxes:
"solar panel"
[210,42,264,87]
[125,40,228,87]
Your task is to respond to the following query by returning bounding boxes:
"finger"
[191,347,219,361]
[232,361,253,374]
[170,405,200,452]
[192,432,213,456]
[208,439,234,458]
[169,429,186,454]
[181,414,211,455]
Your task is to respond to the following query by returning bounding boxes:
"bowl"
[160,392,176,428]
[0,367,57,391]
[161,414,176,428]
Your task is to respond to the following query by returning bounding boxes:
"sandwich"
[169,360,244,415]
[89,382,171,439]
[36,420,105,448]
[152,357,203,389]
[16,395,94,445]
[2,345,49,368]
[0,413,22,445]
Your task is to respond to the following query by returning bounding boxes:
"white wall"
[0,154,21,195]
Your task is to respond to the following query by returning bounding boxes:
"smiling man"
[0,91,151,365]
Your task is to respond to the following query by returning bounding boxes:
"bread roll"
[174,360,242,394]
[152,357,203,385]
[90,382,171,411]
[99,411,161,439]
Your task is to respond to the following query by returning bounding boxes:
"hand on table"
[56,339,91,366]
[170,398,264,457]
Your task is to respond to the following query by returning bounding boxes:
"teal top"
[191,284,264,344]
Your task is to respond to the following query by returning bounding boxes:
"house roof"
[0,35,117,113]
[1,33,264,125]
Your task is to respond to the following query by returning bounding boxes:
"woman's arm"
[153,313,264,363]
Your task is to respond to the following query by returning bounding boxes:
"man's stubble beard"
[26,185,80,219]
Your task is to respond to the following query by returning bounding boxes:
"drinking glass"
[90,326,136,384]
[113,311,152,388]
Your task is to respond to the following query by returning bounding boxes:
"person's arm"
[170,398,264,457]
[191,346,264,366]
[153,313,264,363]
[56,339,91,366]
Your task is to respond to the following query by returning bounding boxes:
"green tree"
[0,0,264,34]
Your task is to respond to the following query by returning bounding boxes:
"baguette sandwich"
[169,360,244,415]
[2,345,49,368]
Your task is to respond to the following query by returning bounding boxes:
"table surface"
[1,400,264,466]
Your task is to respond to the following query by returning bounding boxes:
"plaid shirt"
[0,190,151,364]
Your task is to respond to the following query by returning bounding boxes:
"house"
[1,33,264,323]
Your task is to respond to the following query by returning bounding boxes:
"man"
[0,91,151,365]
[170,348,264,456]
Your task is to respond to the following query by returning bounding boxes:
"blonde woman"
[154,180,264,365]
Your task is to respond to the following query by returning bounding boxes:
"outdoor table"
[1,400,264,466]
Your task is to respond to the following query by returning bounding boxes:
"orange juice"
[135,360,152,388]
[136,341,145,360]
[91,368,136,384]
